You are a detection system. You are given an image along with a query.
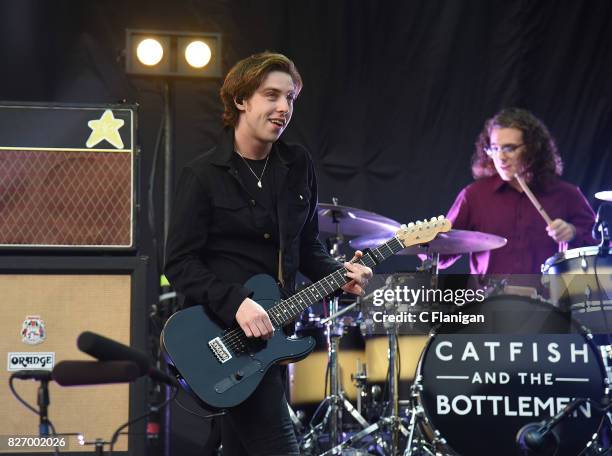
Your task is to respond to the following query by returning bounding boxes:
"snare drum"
[542,246,612,333]
[416,295,609,456]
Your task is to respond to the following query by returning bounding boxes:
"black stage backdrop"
[1,1,610,272]
[1,0,611,453]
[1,0,611,268]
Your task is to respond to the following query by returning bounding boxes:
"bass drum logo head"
[416,295,608,456]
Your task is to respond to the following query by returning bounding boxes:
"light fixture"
[184,41,211,68]
[136,38,164,66]
[125,29,222,78]
[124,28,223,273]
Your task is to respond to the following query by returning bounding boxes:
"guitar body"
[161,274,316,409]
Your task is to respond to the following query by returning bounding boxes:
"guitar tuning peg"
[423,219,428,224]
[408,222,415,228]
[438,215,444,220]
[400,224,407,229]
[415,220,422,225]
[430,217,437,222]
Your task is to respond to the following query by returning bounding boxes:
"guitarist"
[165,52,372,456]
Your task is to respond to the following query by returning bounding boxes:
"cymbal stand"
[328,296,345,446]
[326,198,344,260]
[388,324,402,454]
[416,250,440,289]
[300,207,372,452]
[327,201,347,446]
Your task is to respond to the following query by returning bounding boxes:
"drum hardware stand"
[387,324,403,454]
[322,324,412,456]
[299,297,371,454]
[593,202,610,257]
[325,303,344,448]
[288,403,305,435]
[401,380,446,456]
[402,402,435,456]
[601,345,612,387]
[320,302,358,325]
[351,361,368,415]
[320,416,396,456]
[325,197,345,260]
[326,205,347,447]
[416,251,440,290]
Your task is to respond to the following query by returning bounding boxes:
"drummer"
[439,107,595,275]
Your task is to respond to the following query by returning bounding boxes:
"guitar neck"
[268,236,405,327]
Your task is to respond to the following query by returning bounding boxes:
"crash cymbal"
[317,203,400,237]
[595,191,612,202]
[350,229,507,255]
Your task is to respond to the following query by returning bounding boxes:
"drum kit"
[289,194,612,456]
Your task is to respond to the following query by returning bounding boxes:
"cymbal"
[317,203,400,237]
[595,191,612,202]
[350,229,507,255]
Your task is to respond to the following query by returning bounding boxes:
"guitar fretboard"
[267,236,405,327]
[220,235,405,352]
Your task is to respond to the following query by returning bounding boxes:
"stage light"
[185,40,211,68]
[125,29,222,78]
[136,38,164,66]
[124,29,223,255]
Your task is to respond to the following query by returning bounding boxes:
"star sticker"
[86,110,125,149]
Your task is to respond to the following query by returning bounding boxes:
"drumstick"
[514,174,553,225]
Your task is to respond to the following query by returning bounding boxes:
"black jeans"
[221,365,299,456]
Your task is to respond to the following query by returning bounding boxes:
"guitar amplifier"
[0,102,138,250]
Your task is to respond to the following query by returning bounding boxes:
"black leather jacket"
[164,129,340,327]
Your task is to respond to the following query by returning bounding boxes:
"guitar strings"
[221,265,354,352]
[219,247,387,353]
[219,239,401,353]
[219,241,401,352]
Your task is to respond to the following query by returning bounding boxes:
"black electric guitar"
[161,217,451,409]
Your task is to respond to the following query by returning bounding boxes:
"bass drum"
[416,295,608,456]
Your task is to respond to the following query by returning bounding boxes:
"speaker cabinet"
[0,257,147,455]
[0,103,137,250]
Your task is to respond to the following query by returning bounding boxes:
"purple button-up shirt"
[440,175,596,274]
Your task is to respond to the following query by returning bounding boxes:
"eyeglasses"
[485,144,524,157]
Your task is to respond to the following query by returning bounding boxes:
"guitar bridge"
[208,337,232,364]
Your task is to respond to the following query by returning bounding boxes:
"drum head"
[417,295,608,456]
[542,246,612,333]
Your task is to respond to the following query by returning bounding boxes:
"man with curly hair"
[440,108,595,275]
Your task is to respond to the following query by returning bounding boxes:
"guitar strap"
[274,147,289,289]
[277,249,284,288]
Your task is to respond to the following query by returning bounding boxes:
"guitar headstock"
[395,216,452,248]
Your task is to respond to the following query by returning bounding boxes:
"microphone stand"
[516,398,590,455]
[37,377,51,436]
